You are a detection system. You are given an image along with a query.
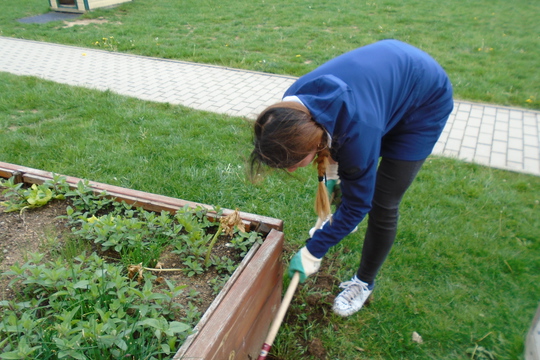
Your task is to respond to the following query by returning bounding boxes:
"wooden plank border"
[0,162,283,235]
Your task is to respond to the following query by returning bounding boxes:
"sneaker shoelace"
[338,277,370,302]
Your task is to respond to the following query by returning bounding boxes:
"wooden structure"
[49,0,132,13]
[0,161,285,360]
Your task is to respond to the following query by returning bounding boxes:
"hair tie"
[318,176,325,182]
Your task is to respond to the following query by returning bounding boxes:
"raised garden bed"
[0,161,285,360]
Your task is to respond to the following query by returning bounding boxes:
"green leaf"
[137,318,161,329]
[161,343,171,354]
[166,321,190,335]
[0,352,25,359]
[57,350,87,360]
[115,339,128,351]
[73,280,90,289]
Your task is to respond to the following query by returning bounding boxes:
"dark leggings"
[356,157,425,285]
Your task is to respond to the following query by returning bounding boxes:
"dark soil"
[0,198,70,301]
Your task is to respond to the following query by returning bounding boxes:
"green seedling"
[214,256,237,275]
[0,177,65,213]
[229,230,264,257]
[186,289,201,304]
[208,275,231,296]
[182,302,202,327]
[182,256,204,277]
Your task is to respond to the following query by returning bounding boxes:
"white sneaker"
[332,276,373,317]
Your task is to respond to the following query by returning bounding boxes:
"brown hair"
[250,101,332,221]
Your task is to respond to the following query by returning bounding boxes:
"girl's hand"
[288,246,322,283]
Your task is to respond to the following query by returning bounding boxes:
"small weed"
[208,275,230,296]
[187,288,200,300]
[214,256,237,275]
[467,345,497,360]
[182,302,202,326]
[51,235,92,261]
[0,177,65,213]
[120,235,169,268]
[182,256,205,277]
[94,36,120,51]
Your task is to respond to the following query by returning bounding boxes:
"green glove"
[326,178,337,195]
[325,163,341,207]
[288,246,322,283]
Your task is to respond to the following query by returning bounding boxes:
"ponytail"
[314,148,331,222]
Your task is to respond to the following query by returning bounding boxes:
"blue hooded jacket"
[283,40,454,258]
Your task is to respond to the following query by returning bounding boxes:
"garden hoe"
[257,217,325,359]
[257,271,301,360]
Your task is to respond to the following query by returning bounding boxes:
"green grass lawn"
[0,0,538,109]
[1,73,538,359]
[1,0,539,358]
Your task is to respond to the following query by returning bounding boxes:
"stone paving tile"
[1,36,539,176]
[435,101,540,176]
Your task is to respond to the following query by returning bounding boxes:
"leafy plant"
[0,177,65,213]
[229,230,264,257]
[208,275,231,296]
[182,256,205,277]
[64,179,115,215]
[214,256,237,275]
[1,252,190,359]
[75,213,145,252]
[466,345,497,360]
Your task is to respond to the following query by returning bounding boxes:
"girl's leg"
[357,157,425,284]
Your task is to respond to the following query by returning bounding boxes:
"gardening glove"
[288,246,322,283]
[325,162,339,201]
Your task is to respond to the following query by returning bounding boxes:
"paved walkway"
[1,36,539,176]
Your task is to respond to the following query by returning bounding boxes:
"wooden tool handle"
[257,271,301,359]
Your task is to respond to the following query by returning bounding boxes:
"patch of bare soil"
[0,194,240,323]
[62,17,117,28]
[0,198,70,300]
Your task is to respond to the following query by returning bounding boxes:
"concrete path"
[1,36,539,176]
